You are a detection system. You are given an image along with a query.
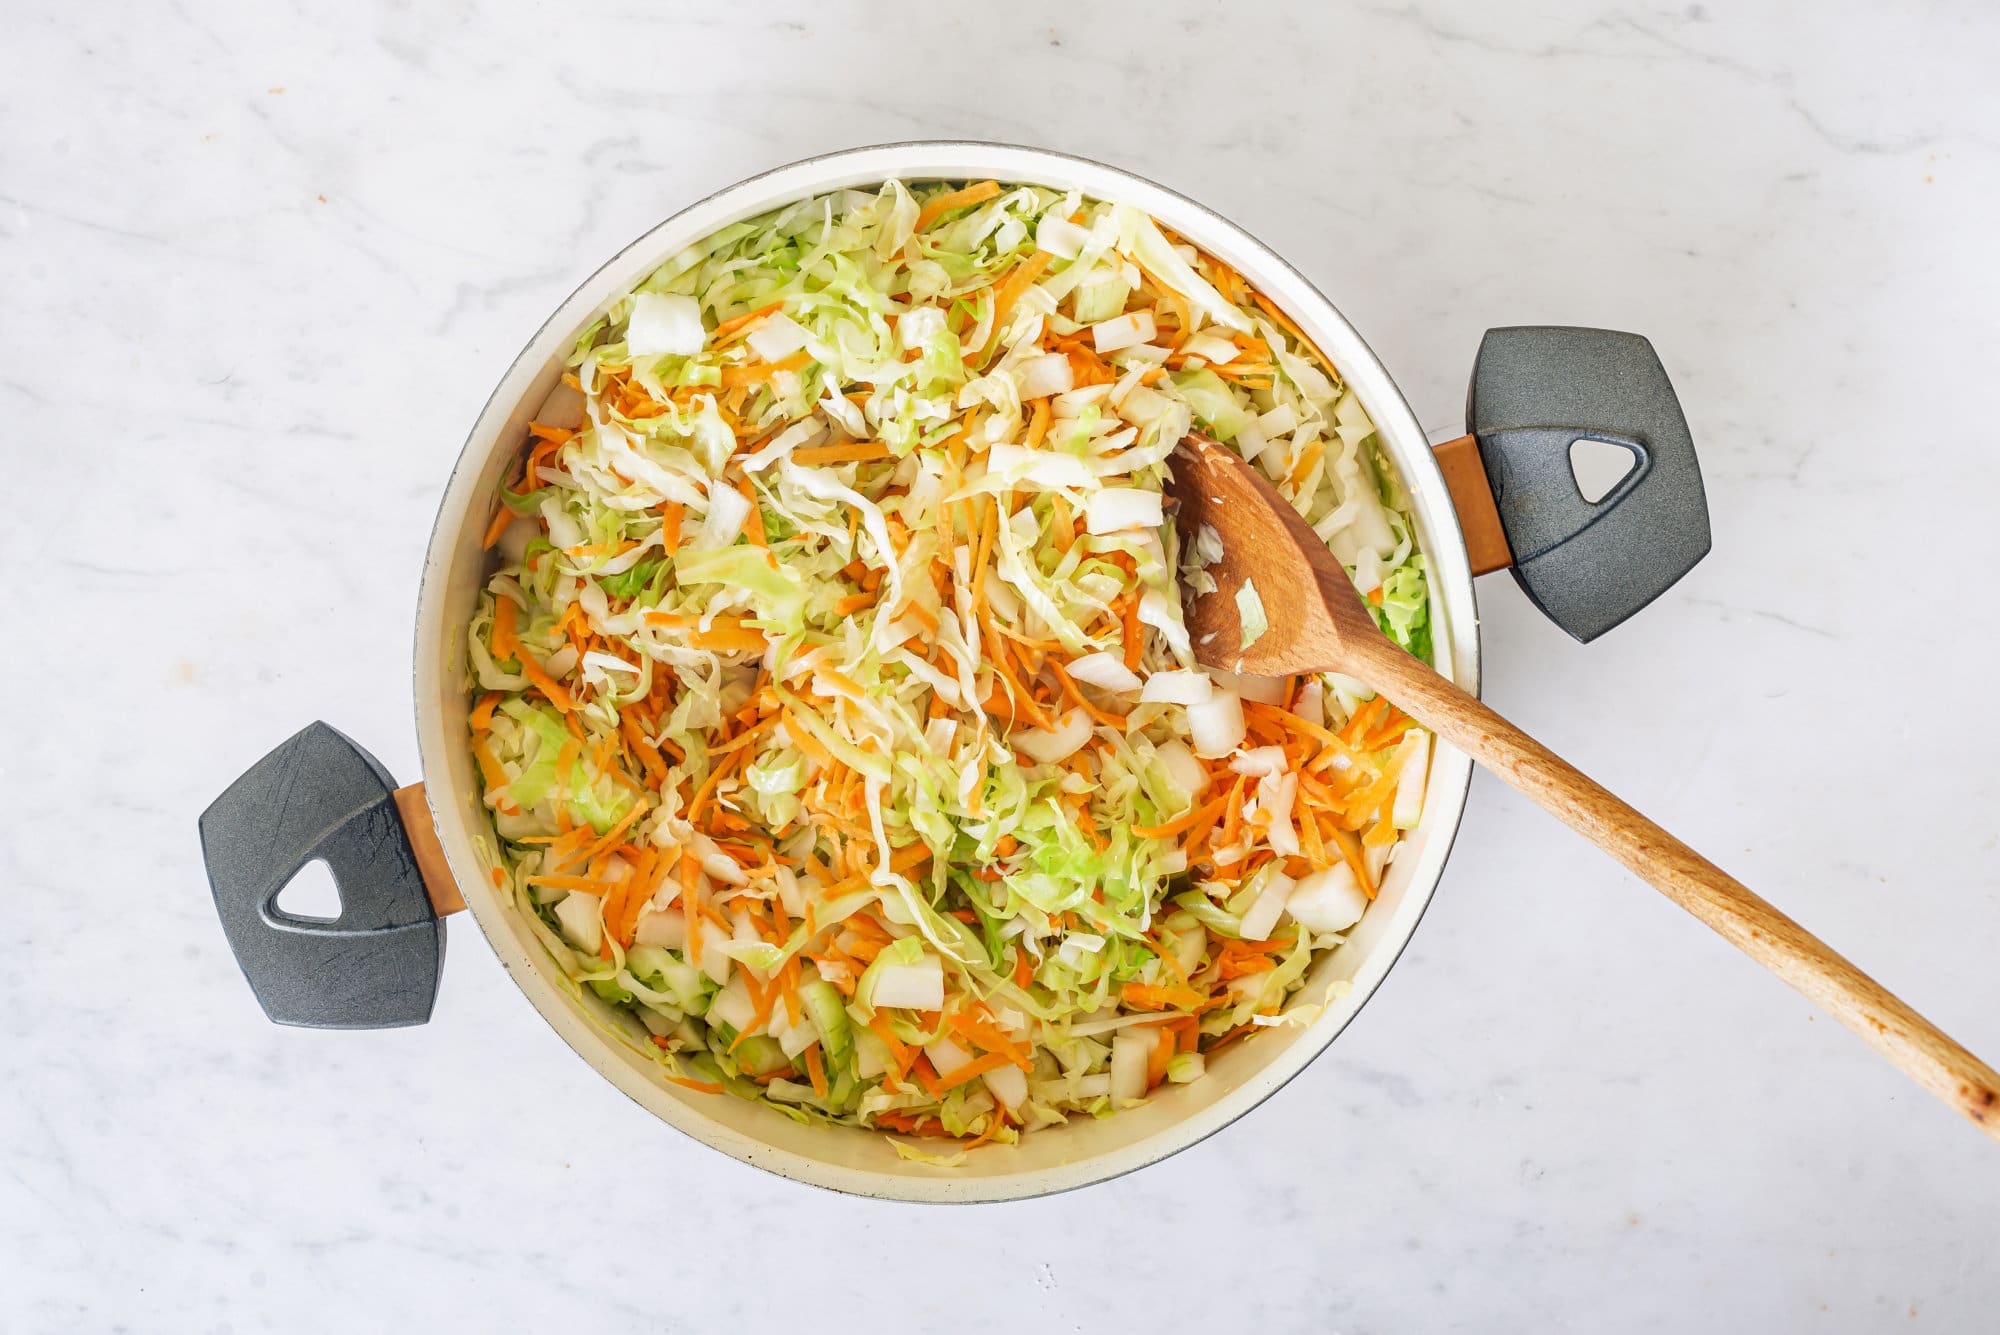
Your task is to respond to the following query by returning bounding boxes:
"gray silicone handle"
[1467,326,1711,642]
[198,722,444,1029]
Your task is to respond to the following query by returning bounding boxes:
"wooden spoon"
[1167,432,2000,1140]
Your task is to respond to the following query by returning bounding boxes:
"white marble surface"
[8,1,2000,1329]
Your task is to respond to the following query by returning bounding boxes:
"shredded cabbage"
[466,179,1432,1154]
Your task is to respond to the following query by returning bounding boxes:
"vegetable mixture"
[468,179,1433,1156]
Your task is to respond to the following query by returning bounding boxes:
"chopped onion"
[1115,383,1172,426]
[1185,689,1246,758]
[1263,771,1300,857]
[1090,310,1156,354]
[1012,708,1093,765]
[1209,668,1287,705]
[1139,670,1213,705]
[872,954,944,1010]
[1290,678,1325,725]
[982,1063,1029,1110]
[1053,383,1113,417]
[1155,738,1209,798]
[707,974,756,1031]
[1110,1030,1152,1102]
[1066,651,1141,693]
[1037,215,1090,259]
[925,1037,975,1076]
[625,292,704,357]
[1015,352,1075,400]
[1393,729,1431,828]
[1286,863,1368,933]
[1239,869,1296,941]
[986,441,1094,489]
[855,1032,889,1080]
[552,891,602,955]
[1257,402,1299,436]
[633,907,687,950]
[746,311,811,362]
[1228,745,1287,777]
[1181,332,1239,365]
[1234,421,1271,463]
[1364,839,1394,887]
[1083,487,1163,535]
[498,517,538,565]
[771,1009,821,1059]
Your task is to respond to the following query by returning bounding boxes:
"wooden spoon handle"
[1354,639,2000,1140]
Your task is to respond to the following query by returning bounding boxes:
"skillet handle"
[198,722,451,1029]
[1450,325,1711,643]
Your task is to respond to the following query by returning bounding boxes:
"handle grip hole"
[272,858,343,923]
[1569,436,1639,504]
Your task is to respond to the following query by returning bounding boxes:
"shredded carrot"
[1205,1021,1258,1054]
[1120,982,1206,1012]
[688,623,768,654]
[791,440,891,466]
[1340,696,1389,747]
[1132,791,1228,841]
[938,1051,1013,1092]
[718,348,811,389]
[480,504,514,550]
[522,873,620,893]
[518,652,574,712]
[1023,396,1051,450]
[1146,1025,1176,1088]
[711,299,785,342]
[1051,659,1127,729]
[573,800,650,870]
[830,591,875,617]
[873,1111,952,1138]
[686,747,746,825]
[1250,290,1336,371]
[490,595,519,662]
[737,477,766,546]
[802,1042,828,1098]
[471,736,509,793]
[1285,437,1327,492]
[657,500,684,555]
[913,179,1001,233]
[1119,590,1144,672]
[469,692,501,731]
[980,612,1053,729]
[945,1010,1033,1070]
[1325,823,1377,899]
[865,1012,914,1072]
[987,251,1053,346]
[909,1056,948,1100]
[1243,699,1342,750]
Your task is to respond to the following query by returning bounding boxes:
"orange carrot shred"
[913,179,1001,233]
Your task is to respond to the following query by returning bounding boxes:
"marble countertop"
[9,1,1999,1330]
